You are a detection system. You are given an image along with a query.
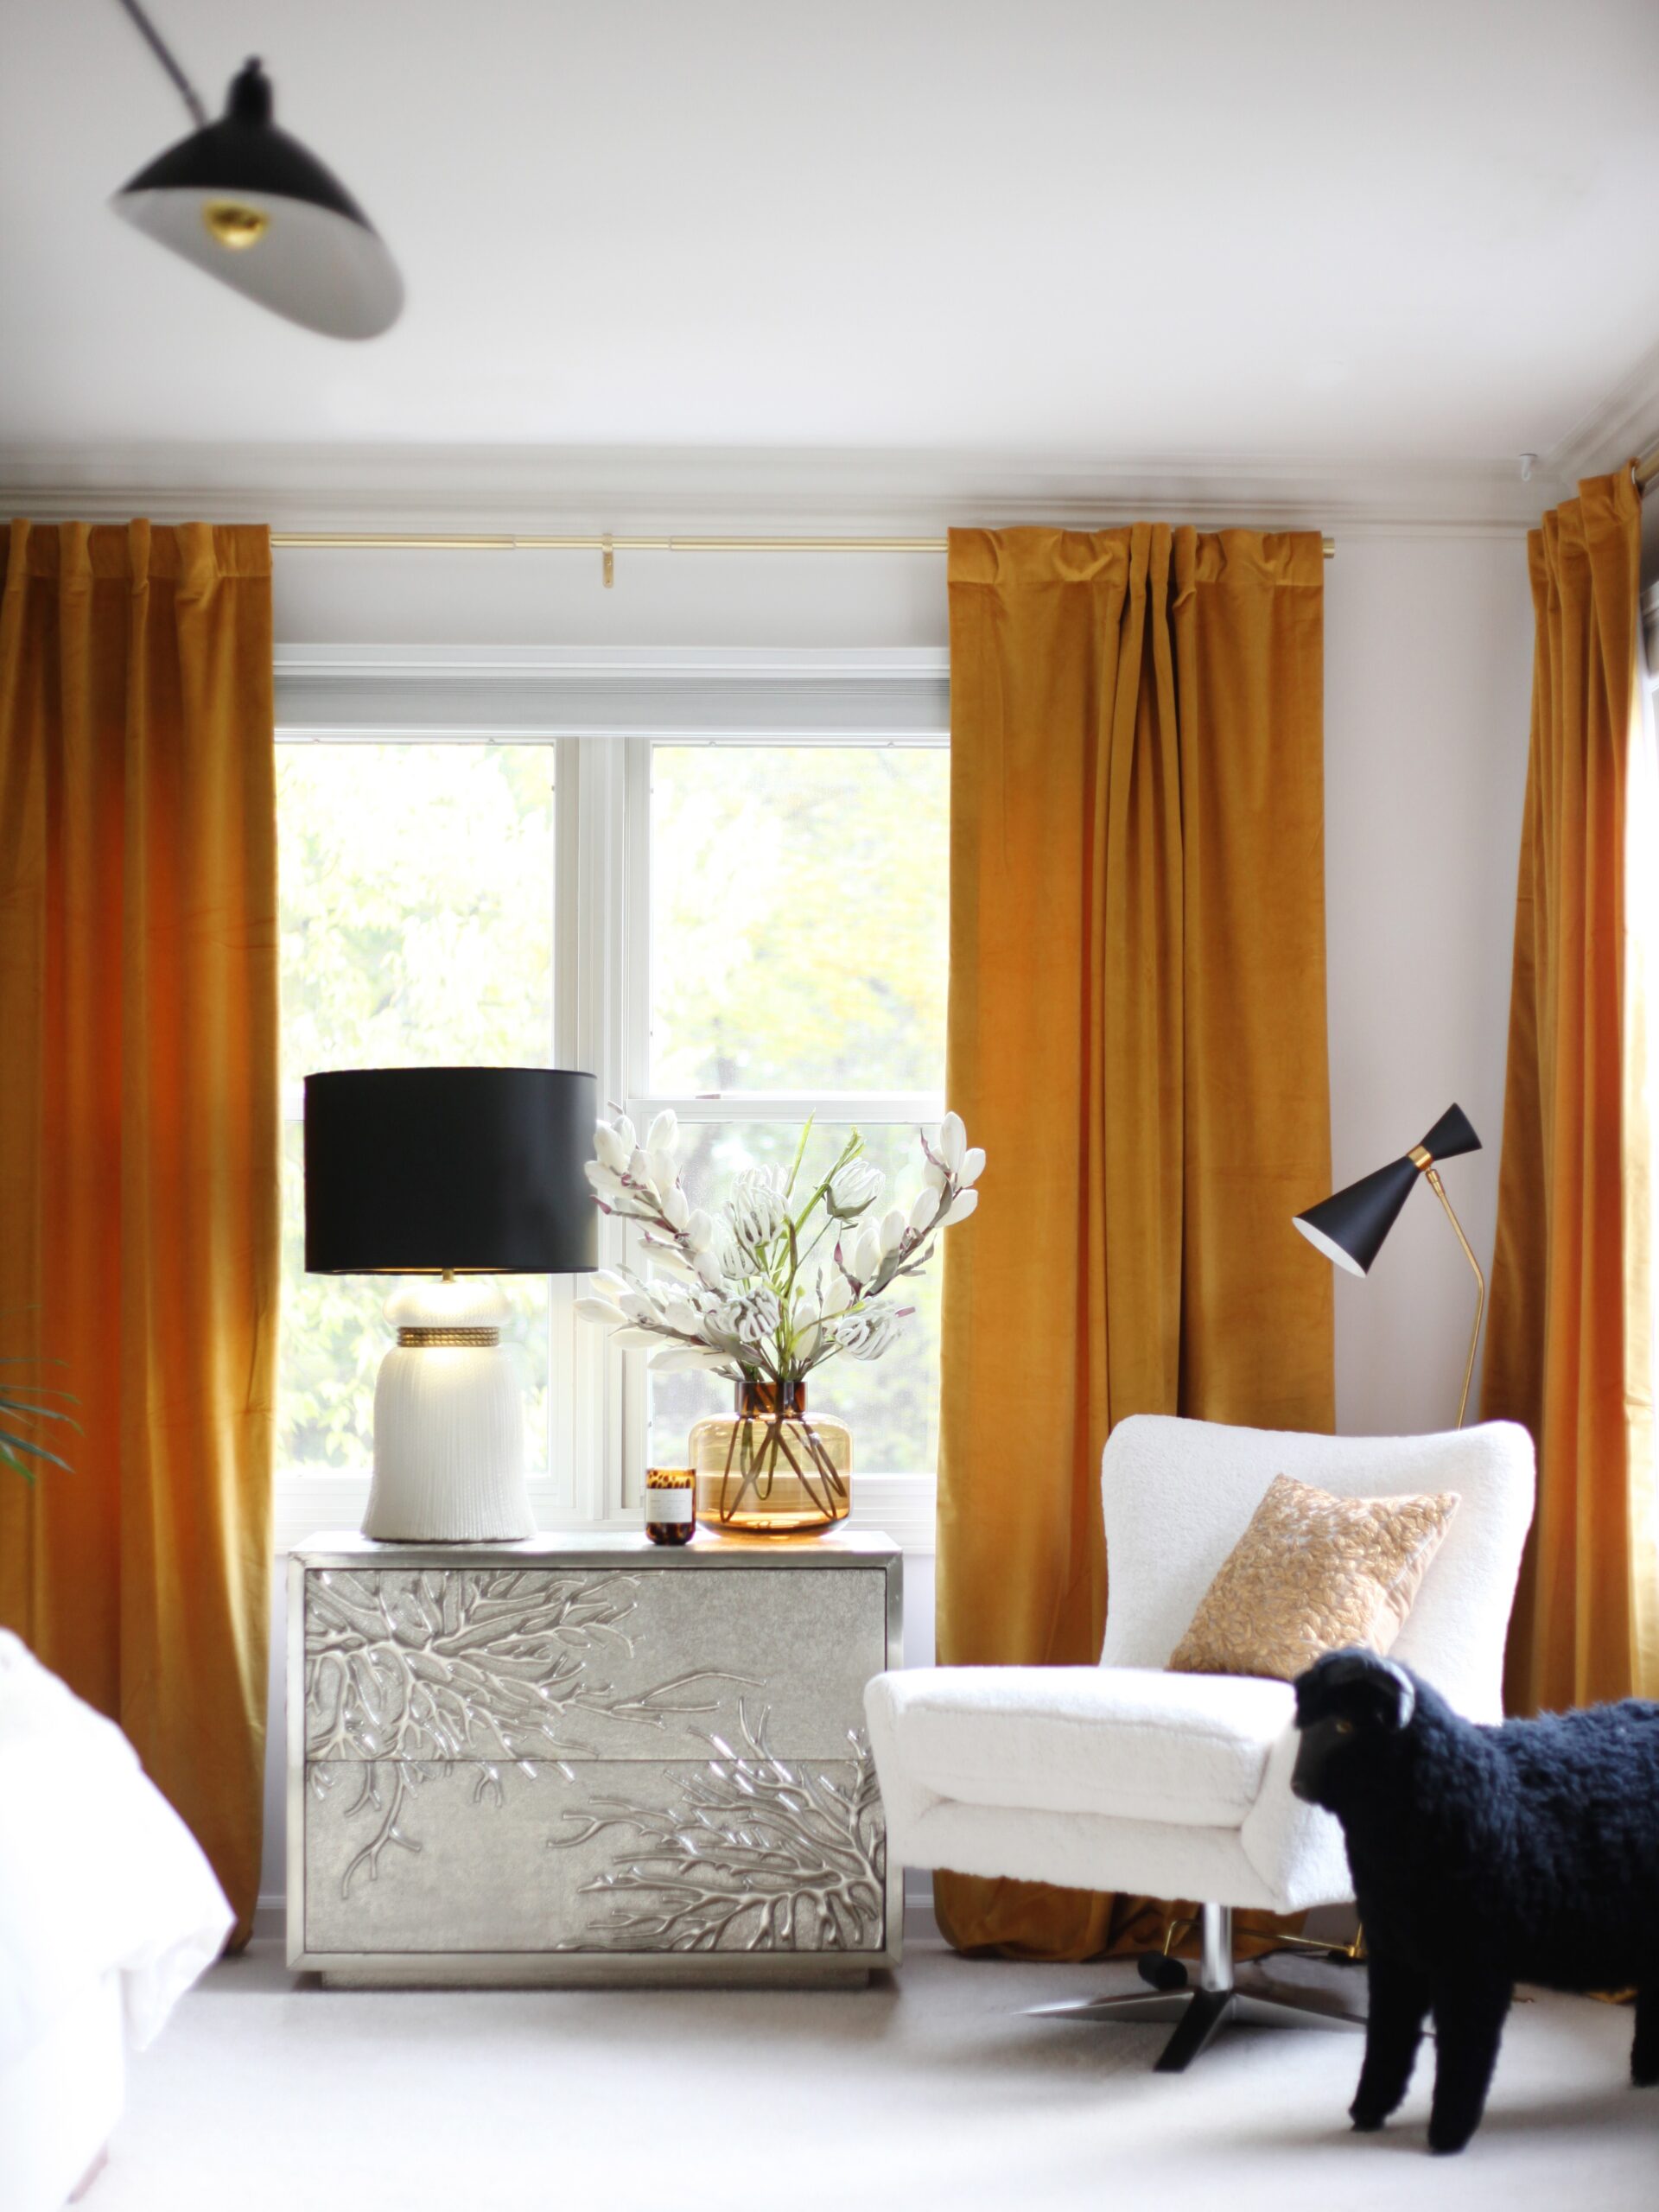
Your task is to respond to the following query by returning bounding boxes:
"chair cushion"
[880,1665,1294,1827]
[1167,1472,1459,1682]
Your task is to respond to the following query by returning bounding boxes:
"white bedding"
[0,1629,232,2075]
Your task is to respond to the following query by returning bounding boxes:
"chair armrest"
[1237,1723,1353,1914]
[863,1671,949,1854]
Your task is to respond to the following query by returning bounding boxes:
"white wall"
[259,526,1535,1910]
[1321,537,1533,1432]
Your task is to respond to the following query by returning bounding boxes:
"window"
[634,743,949,1479]
[274,652,950,1528]
[276,743,556,1476]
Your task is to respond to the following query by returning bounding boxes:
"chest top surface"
[291,1528,900,1570]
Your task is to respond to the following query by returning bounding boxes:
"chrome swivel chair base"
[1028,1904,1368,2073]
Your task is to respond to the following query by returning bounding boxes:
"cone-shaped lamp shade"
[112,60,403,339]
[1293,1103,1481,1277]
[304,1069,597,1275]
[1294,1156,1420,1276]
[1418,1101,1480,1163]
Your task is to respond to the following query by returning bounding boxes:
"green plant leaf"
[0,1425,72,1473]
[783,1113,816,1202]
[0,1398,79,1430]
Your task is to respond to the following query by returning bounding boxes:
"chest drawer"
[302,1563,886,1765]
[289,1536,901,1984]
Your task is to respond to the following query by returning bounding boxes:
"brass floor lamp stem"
[1421,1166,1486,1428]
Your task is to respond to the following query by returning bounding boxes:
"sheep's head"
[1290,1647,1418,1809]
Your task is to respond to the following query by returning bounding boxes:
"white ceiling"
[3,0,1659,477]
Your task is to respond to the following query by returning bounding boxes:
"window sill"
[271,1470,938,1556]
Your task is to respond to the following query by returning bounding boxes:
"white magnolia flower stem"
[582,1109,982,1393]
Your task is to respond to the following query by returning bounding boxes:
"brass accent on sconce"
[202,199,270,249]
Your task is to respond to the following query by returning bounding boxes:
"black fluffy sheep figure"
[1291,1646,1659,2155]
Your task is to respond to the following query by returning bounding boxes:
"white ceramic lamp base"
[361,1276,534,1542]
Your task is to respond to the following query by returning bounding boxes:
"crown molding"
[1544,334,1659,486]
[0,442,1552,537]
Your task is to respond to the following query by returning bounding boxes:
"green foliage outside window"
[277,745,555,1472]
[647,748,949,1471]
[276,738,950,1480]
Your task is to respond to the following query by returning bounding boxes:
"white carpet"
[92,1929,1656,2211]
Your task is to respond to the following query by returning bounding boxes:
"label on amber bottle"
[645,1490,693,1524]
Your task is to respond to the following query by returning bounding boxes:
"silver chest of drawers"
[287,1529,902,1986]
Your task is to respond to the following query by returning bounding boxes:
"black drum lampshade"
[1293,1103,1481,1277]
[304,1068,598,1276]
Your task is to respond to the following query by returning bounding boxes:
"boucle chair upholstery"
[865,1414,1535,2067]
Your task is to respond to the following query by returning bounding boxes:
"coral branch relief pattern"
[304,1570,760,1897]
[550,1707,886,1952]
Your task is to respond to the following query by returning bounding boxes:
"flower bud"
[826,1159,884,1219]
[939,1111,968,1173]
[593,1121,630,1173]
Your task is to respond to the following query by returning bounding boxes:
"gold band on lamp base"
[1420,1166,1486,1429]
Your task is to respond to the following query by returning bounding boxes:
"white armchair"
[865,1414,1535,2069]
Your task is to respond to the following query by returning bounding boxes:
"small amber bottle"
[644,1466,697,1546]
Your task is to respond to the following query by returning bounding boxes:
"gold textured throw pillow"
[1166,1473,1459,1682]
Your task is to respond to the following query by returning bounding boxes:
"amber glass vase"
[689,1381,851,1536]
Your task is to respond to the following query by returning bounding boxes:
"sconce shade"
[1415,1103,1481,1163]
[1294,1157,1420,1277]
[112,58,403,339]
[304,1068,597,1275]
[1293,1103,1481,1277]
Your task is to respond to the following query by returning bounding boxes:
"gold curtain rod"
[1636,447,1659,492]
[268,530,1338,556]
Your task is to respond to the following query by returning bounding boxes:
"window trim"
[272,646,950,1558]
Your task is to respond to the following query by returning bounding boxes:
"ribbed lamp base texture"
[361,1279,534,1542]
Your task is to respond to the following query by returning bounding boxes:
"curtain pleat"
[1483,470,1656,1711]
[935,524,1334,1959]
[0,518,279,1941]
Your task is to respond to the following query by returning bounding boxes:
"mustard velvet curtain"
[1483,470,1658,1712]
[937,524,1335,1960]
[0,520,279,1942]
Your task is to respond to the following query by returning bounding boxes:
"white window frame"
[271,647,949,1556]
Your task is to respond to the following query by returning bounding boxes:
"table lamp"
[304,1067,597,1541]
[1292,1103,1485,1427]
